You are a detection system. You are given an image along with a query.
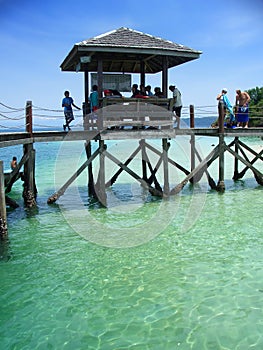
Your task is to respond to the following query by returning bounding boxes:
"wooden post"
[218,100,225,134]
[162,56,168,98]
[190,105,195,183]
[95,140,107,206]
[233,136,239,180]
[26,101,33,136]
[190,104,195,128]
[97,59,103,100]
[217,101,225,191]
[141,139,147,181]
[162,138,170,196]
[84,70,89,105]
[23,144,37,207]
[85,141,96,196]
[0,161,8,238]
[140,60,145,89]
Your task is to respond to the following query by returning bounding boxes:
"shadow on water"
[0,237,12,262]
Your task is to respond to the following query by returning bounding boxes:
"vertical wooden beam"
[0,161,8,238]
[96,140,107,206]
[190,104,195,128]
[141,139,147,181]
[84,71,89,105]
[85,141,95,196]
[217,100,225,191]
[97,59,103,100]
[233,136,239,180]
[140,60,145,88]
[23,144,37,207]
[26,101,33,136]
[162,56,168,98]
[218,100,225,134]
[189,105,196,183]
[162,138,170,196]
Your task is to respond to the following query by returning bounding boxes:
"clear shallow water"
[1,133,263,349]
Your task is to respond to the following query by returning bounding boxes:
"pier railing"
[0,99,263,133]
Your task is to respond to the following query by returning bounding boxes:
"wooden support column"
[140,139,147,181]
[190,105,195,128]
[23,144,37,207]
[0,161,8,238]
[190,105,195,183]
[162,138,170,196]
[97,59,103,100]
[85,141,96,197]
[84,71,89,105]
[162,56,168,98]
[95,140,107,206]
[217,101,225,192]
[233,137,239,180]
[140,60,145,88]
[26,101,33,135]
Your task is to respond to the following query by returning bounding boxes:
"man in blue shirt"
[62,91,81,131]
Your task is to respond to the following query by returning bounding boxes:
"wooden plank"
[0,160,8,238]
[47,147,101,204]
[170,146,220,194]
[103,149,163,196]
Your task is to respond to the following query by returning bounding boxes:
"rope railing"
[0,101,262,132]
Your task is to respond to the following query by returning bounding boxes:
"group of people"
[62,85,100,131]
[213,88,251,128]
[62,85,250,131]
[62,82,184,130]
[130,84,165,98]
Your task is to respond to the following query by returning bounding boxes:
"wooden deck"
[1,127,263,147]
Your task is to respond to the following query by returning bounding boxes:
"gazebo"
[60,27,202,102]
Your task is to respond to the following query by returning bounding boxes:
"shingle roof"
[61,27,202,73]
[77,27,198,53]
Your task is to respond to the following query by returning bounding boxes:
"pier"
[0,100,263,237]
[1,27,263,237]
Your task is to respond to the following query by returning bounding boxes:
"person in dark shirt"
[62,90,81,131]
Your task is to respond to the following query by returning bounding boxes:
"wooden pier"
[1,101,263,234]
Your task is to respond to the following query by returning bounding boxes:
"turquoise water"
[1,135,263,349]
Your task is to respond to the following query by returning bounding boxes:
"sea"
[1,117,263,349]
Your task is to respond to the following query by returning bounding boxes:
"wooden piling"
[141,139,148,181]
[85,141,96,196]
[162,138,170,196]
[95,140,107,206]
[23,144,37,207]
[190,105,196,183]
[26,101,33,136]
[0,161,8,238]
[217,101,225,191]
[233,136,239,180]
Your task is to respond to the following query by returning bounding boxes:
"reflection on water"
[0,137,263,349]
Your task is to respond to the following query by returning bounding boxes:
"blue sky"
[1,0,263,116]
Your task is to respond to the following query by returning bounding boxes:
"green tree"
[246,86,263,126]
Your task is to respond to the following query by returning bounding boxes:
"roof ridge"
[77,27,186,48]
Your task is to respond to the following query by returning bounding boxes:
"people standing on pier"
[62,91,81,131]
[154,87,164,98]
[10,156,17,170]
[131,84,141,97]
[145,85,154,96]
[169,85,183,128]
[216,88,235,127]
[236,89,251,128]
[90,85,99,112]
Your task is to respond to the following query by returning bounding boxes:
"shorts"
[64,111,74,122]
[237,106,249,123]
[173,106,182,118]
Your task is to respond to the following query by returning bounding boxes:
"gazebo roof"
[60,27,202,74]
